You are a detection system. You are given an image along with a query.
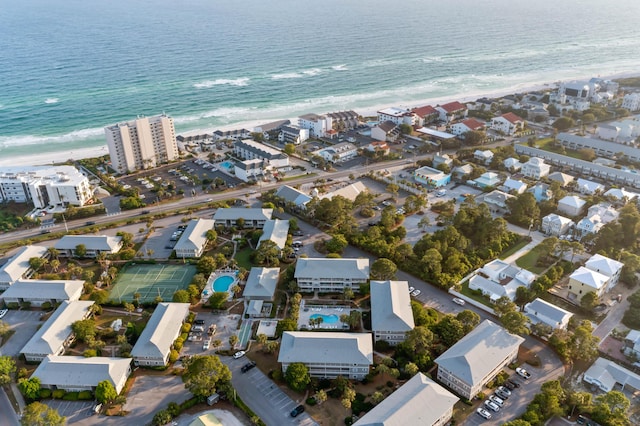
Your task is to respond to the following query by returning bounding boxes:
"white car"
[0,309,7,319]
[408,286,415,293]
[452,298,466,306]
[233,351,246,359]
[497,386,512,396]
[411,289,421,297]
[203,340,210,350]
[489,395,504,406]
[484,400,500,412]
[516,367,531,379]
[476,408,492,420]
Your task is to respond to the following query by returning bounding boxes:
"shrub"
[344,417,354,426]
[41,302,52,310]
[63,392,79,401]
[181,323,191,334]
[169,349,179,364]
[78,391,93,400]
[306,397,317,405]
[52,389,65,399]
[386,381,394,388]
[39,389,52,399]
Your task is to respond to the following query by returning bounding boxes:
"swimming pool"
[213,275,235,292]
[310,313,340,324]
[219,161,234,171]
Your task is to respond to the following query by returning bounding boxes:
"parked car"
[233,351,246,359]
[408,286,415,293]
[241,361,256,373]
[452,297,466,306]
[411,289,421,297]
[194,319,206,325]
[292,241,303,248]
[203,341,210,350]
[507,379,521,388]
[504,381,516,390]
[516,367,531,379]
[290,405,305,418]
[497,386,512,396]
[484,400,500,412]
[293,230,304,236]
[495,389,510,400]
[476,408,492,420]
[489,395,504,406]
[0,309,7,319]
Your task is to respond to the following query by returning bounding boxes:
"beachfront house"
[21,300,95,362]
[212,208,273,229]
[34,355,132,394]
[435,320,524,399]
[353,373,458,426]
[174,219,215,258]
[377,107,416,126]
[0,245,49,290]
[298,113,333,138]
[370,280,415,346]
[370,121,401,143]
[278,332,373,380]
[131,303,191,367]
[294,258,370,293]
[491,112,525,135]
[0,279,84,307]
[278,125,309,145]
[435,101,468,123]
[411,105,439,126]
[54,235,123,258]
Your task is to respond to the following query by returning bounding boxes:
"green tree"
[172,289,191,303]
[404,362,419,377]
[568,320,600,364]
[315,389,327,405]
[205,229,218,243]
[123,302,135,316]
[506,192,540,228]
[276,319,297,337]
[284,143,296,155]
[462,130,486,146]
[0,355,16,386]
[493,296,517,317]
[229,334,239,347]
[254,240,280,267]
[433,315,465,346]
[371,391,384,405]
[182,355,232,398]
[20,402,65,426]
[72,319,97,342]
[285,362,311,392]
[28,257,47,272]
[74,244,87,258]
[552,116,575,131]
[152,409,173,426]
[197,256,217,275]
[592,391,630,425]
[209,292,228,309]
[456,310,481,334]
[256,333,268,345]
[580,291,598,310]
[325,234,348,254]
[399,124,413,135]
[411,301,438,327]
[0,320,10,337]
[18,377,41,400]
[501,311,531,335]
[95,380,118,404]
[342,387,356,409]
[370,258,397,280]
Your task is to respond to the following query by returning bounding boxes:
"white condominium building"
[105,114,178,174]
[0,166,92,209]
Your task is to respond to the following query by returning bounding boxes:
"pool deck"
[298,302,352,330]
[203,269,239,300]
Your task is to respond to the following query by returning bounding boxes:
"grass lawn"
[515,248,547,274]
[460,280,493,308]
[281,173,317,182]
[528,139,590,161]
[234,247,254,270]
[498,237,530,260]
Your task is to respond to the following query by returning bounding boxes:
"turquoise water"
[1,0,639,162]
[219,161,234,171]
[310,314,340,324]
[213,275,234,292]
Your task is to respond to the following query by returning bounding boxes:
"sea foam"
[193,78,250,88]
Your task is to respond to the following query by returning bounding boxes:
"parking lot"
[122,374,192,425]
[180,312,242,356]
[0,310,44,357]
[462,372,529,426]
[44,399,95,423]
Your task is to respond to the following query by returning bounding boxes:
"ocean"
[1,0,639,164]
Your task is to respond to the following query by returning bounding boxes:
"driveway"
[0,310,44,357]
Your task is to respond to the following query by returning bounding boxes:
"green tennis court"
[109,264,197,303]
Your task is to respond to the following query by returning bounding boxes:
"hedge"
[78,391,93,400]
[39,389,52,399]
[52,390,65,399]
[62,392,79,401]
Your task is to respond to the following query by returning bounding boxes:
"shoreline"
[2,71,637,169]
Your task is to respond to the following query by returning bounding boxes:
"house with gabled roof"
[21,300,94,362]
[354,373,458,426]
[500,178,527,194]
[371,121,401,143]
[482,190,515,213]
[585,253,624,292]
[213,208,273,229]
[435,320,524,399]
[435,102,468,123]
[541,213,574,236]
[576,203,619,238]
[274,185,312,208]
[584,357,640,393]
[604,187,639,203]
[524,298,573,330]
[370,281,415,346]
[491,112,525,135]
[294,258,369,293]
[451,118,486,136]
[320,181,368,202]
[548,171,575,187]
[433,153,453,169]
[470,172,502,189]
[474,149,494,165]
[278,332,373,379]
[377,107,415,126]
[411,105,439,126]
[504,157,522,172]
[576,178,605,195]
[55,235,123,258]
[528,182,553,202]
[568,267,609,302]
[242,267,279,301]
[468,259,535,302]
[257,219,289,250]
[34,355,132,394]
[174,219,214,258]
[365,141,390,155]
[131,303,190,367]
[0,279,84,306]
[0,245,48,290]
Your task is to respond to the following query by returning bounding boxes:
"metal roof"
[131,303,190,361]
[55,235,122,252]
[0,279,84,302]
[174,219,214,253]
[295,258,370,280]
[278,332,373,365]
[370,281,415,333]
[243,267,279,299]
[0,245,48,285]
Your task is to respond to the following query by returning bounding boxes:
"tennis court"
[109,264,197,303]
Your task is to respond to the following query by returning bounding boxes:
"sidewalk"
[10,382,26,415]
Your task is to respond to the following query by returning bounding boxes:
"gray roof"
[370,281,415,333]
[235,139,288,160]
[174,219,214,253]
[435,320,524,386]
[278,332,373,365]
[254,119,291,132]
[55,235,122,252]
[0,245,48,284]
[557,132,640,161]
[131,303,190,361]
[353,373,458,426]
[584,357,640,392]
[275,185,312,206]
[524,298,573,325]
[213,208,273,222]
[0,279,84,302]
[569,266,609,290]
[321,181,368,202]
[585,254,624,277]
[559,195,586,209]
[21,300,94,357]
[295,258,370,280]
[243,267,279,299]
[547,172,574,186]
[246,300,264,316]
[376,121,398,133]
[34,355,132,393]
[258,219,289,250]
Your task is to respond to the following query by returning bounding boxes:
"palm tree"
[47,247,59,260]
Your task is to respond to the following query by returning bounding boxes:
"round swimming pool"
[213,275,235,292]
[310,313,340,324]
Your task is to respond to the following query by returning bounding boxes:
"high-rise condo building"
[105,114,178,174]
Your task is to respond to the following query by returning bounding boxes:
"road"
[0,388,19,426]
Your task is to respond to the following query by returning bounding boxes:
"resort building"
[435,101,468,123]
[490,112,525,135]
[212,208,273,229]
[584,358,640,393]
[34,355,132,394]
[411,105,439,126]
[54,235,123,258]
[105,114,178,174]
[314,142,358,164]
[0,245,48,290]
[557,195,587,217]
[370,281,415,346]
[524,298,573,331]
[413,166,451,187]
[353,373,458,426]
[0,166,92,209]
[521,157,551,180]
[298,113,333,138]
[21,300,95,362]
[326,111,359,130]
[212,128,251,141]
[131,303,191,367]
[468,259,536,302]
[377,107,415,126]
[278,332,373,380]
[174,219,215,258]
[585,253,624,292]
[435,320,524,399]
[294,258,370,293]
[450,118,485,136]
[233,139,289,169]
[242,267,279,301]
[540,213,574,236]
[278,125,309,145]
[0,279,84,307]
[274,185,312,209]
[568,267,609,302]
[370,121,400,143]
[257,219,289,250]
